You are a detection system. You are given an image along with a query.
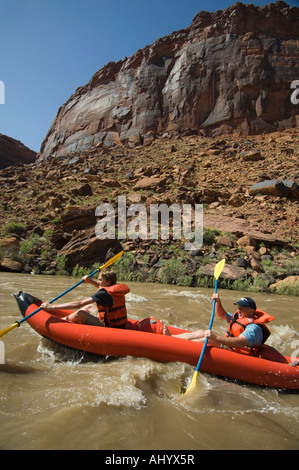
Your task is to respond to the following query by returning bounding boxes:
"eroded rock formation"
[38,2,299,160]
[0,134,36,169]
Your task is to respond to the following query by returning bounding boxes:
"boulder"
[71,183,93,196]
[133,176,167,191]
[0,258,22,272]
[240,150,263,161]
[216,235,233,247]
[269,275,299,292]
[228,194,244,207]
[59,206,96,232]
[0,237,20,253]
[248,180,299,199]
[57,227,123,268]
[36,191,59,203]
[44,197,62,210]
[236,257,249,268]
[202,263,248,281]
[250,257,263,273]
[237,235,257,248]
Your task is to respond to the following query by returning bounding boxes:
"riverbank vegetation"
[1,228,298,295]
[112,249,299,296]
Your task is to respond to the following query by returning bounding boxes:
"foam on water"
[160,288,211,303]
[92,373,148,410]
[37,339,90,365]
[268,324,299,354]
[37,339,192,410]
[126,293,149,304]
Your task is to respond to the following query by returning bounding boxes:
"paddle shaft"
[194,278,219,372]
[18,268,99,325]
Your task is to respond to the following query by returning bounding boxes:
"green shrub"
[203,228,220,246]
[230,277,253,291]
[55,255,68,275]
[19,234,40,260]
[160,258,190,285]
[4,221,27,235]
[72,264,92,277]
[195,273,214,288]
[113,251,137,282]
[274,282,299,296]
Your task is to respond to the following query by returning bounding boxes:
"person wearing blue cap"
[163,293,275,356]
[204,293,275,354]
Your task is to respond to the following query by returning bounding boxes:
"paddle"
[0,250,124,339]
[183,258,225,394]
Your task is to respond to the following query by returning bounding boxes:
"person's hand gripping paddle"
[183,258,225,394]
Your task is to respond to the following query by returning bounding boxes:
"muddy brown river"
[0,273,298,451]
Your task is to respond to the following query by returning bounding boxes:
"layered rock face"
[0,134,36,169]
[39,1,299,160]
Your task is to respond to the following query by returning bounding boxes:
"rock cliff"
[0,134,36,169]
[39,1,299,160]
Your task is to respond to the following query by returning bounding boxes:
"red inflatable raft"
[14,292,299,390]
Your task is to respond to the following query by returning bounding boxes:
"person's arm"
[212,293,227,320]
[40,297,94,311]
[205,330,249,349]
[206,324,263,349]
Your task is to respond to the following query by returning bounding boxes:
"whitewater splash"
[268,324,299,355]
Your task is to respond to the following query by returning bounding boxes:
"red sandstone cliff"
[0,134,37,169]
[38,1,299,160]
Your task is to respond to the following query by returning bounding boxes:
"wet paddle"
[0,251,124,339]
[183,258,225,394]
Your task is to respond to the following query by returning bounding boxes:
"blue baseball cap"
[234,297,256,309]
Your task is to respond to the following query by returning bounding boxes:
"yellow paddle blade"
[99,251,124,270]
[214,258,225,280]
[0,322,19,340]
[184,370,199,394]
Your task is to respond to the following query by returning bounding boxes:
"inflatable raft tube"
[14,292,299,390]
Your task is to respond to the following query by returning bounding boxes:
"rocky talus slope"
[0,130,298,294]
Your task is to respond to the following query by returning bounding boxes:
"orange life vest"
[97,284,130,328]
[226,308,275,356]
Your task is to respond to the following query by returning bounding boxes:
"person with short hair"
[163,294,275,356]
[40,271,130,328]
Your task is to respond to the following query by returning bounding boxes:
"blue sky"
[0,0,298,153]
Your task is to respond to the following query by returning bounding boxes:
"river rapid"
[0,272,298,451]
